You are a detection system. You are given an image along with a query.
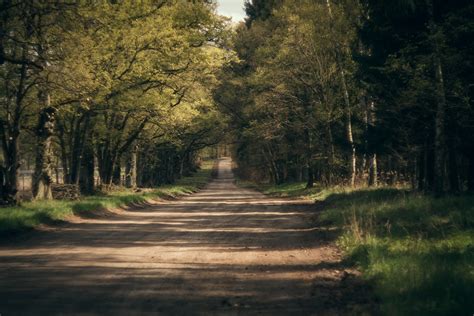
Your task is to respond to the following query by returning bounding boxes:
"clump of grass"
[0,161,214,237]
[324,190,474,315]
[240,179,474,315]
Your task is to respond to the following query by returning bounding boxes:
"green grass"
[240,180,474,315]
[0,161,215,237]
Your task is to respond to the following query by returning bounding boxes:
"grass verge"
[239,180,474,316]
[0,160,215,237]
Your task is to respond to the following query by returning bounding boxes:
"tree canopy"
[217,0,474,194]
[1,0,473,204]
[0,0,231,203]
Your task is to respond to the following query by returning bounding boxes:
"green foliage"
[1,1,233,202]
[218,0,364,185]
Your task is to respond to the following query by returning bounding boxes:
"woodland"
[1,0,473,204]
[0,1,473,314]
[222,0,474,195]
[1,0,230,204]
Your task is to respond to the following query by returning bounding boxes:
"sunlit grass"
[328,191,474,316]
[0,161,214,236]
[239,179,474,315]
[237,180,355,201]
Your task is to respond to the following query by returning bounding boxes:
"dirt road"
[0,158,371,315]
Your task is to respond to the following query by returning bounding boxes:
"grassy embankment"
[239,181,473,316]
[0,160,215,237]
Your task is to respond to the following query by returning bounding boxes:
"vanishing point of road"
[0,158,371,315]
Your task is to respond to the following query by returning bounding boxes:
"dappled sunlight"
[0,158,369,314]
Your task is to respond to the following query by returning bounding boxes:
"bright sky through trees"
[217,0,246,22]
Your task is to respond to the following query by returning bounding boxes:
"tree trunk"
[0,54,27,205]
[326,0,356,187]
[79,140,95,194]
[57,121,70,183]
[306,165,314,188]
[367,101,377,186]
[304,125,314,188]
[0,123,19,205]
[125,143,138,188]
[346,101,356,187]
[447,140,460,193]
[112,160,122,186]
[269,151,280,184]
[136,149,145,187]
[327,121,335,186]
[425,143,435,192]
[97,147,116,187]
[32,94,56,200]
[368,153,377,186]
[178,154,185,178]
[468,150,474,192]
[417,150,425,191]
[262,147,279,184]
[168,153,175,184]
[427,0,447,196]
[433,54,447,196]
[70,112,90,185]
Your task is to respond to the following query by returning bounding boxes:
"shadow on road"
[0,158,376,315]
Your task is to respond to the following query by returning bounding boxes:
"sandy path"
[0,158,372,315]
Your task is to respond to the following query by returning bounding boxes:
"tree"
[1,0,231,202]
[358,0,474,194]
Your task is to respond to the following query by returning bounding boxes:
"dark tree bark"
[326,121,335,186]
[57,120,70,183]
[97,115,147,187]
[112,160,122,186]
[0,52,30,205]
[426,0,447,196]
[57,109,91,185]
[0,121,19,205]
[424,144,435,193]
[79,140,95,194]
[467,150,474,192]
[417,150,425,191]
[70,112,90,185]
[447,141,460,193]
[32,98,56,200]
[306,165,314,189]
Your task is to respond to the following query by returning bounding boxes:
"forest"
[0,0,230,204]
[0,0,473,315]
[220,0,474,195]
[1,0,473,203]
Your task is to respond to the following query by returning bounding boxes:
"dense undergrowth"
[240,180,474,316]
[0,161,215,237]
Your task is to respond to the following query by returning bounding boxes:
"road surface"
[0,158,372,315]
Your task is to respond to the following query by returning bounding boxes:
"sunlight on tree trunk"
[125,143,138,188]
[32,93,55,200]
[326,0,357,187]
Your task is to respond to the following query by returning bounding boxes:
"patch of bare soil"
[0,158,376,315]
